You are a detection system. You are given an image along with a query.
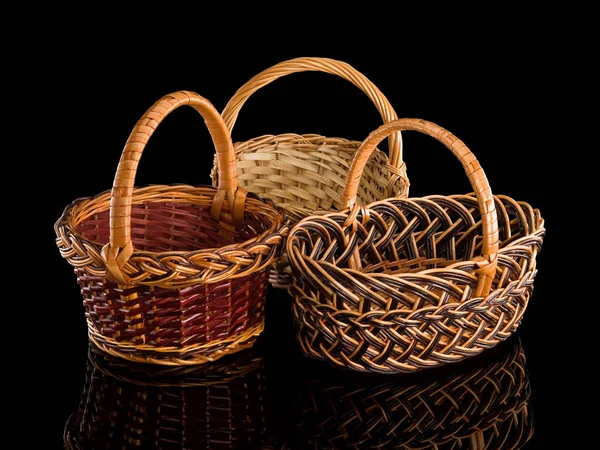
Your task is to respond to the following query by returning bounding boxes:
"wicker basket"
[63,343,274,449]
[289,336,533,449]
[287,118,545,374]
[211,57,410,288]
[55,91,288,365]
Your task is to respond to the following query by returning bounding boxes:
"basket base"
[293,322,523,375]
[87,321,264,366]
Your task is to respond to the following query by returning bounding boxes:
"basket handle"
[102,90,245,284]
[221,57,404,170]
[343,118,499,297]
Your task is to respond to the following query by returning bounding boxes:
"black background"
[18,30,584,448]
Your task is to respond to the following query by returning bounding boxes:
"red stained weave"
[75,268,268,347]
[73,201,273,349]
[76,202,272,252]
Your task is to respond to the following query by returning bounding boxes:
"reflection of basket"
[63,343,274,449]
[288,119,545,373]
[55,91,287,365]
[289,336,533,449]
[211,57,410,288]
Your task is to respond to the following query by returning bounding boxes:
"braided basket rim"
[54,184,289,288]
[288,193,545,284]
[55,184,287,257]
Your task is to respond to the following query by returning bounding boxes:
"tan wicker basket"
[287,118,545,374]
[211,57,410,288]
[55,91,288,365]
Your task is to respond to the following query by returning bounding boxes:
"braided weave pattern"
[292,337,533,449]
[56,186,287,287]
[288,195,545,374]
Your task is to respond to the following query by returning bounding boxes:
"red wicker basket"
[55,91,288,365]
[287,118,545,374]
[63,343,274,449]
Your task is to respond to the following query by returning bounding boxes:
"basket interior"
[290,195,542,276]
[232,135,407,212]
[75,198,275,252]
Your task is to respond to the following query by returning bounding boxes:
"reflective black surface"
[45,285,568,449]
[284,336,533,449]
[64,328,532,449]
[64,340,274,449]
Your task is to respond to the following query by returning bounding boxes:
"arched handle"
[102,90,245,284]
[221,57,404,170]
[343,118,499,296]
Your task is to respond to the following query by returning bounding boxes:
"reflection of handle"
[344,118,499,296]
[221,57,403,168]
[102,91,244,283]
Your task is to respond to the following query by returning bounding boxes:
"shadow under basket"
[56,185,285,365]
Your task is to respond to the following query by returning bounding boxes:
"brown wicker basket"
[211,57,410,288]
[55,91,288,365]
[63,342,274,449]
[287,118,545,374]
[289,336,533,449]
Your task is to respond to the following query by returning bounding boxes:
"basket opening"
[292,196,539,276]
[233,135,405,213]
[76,201,272,252]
